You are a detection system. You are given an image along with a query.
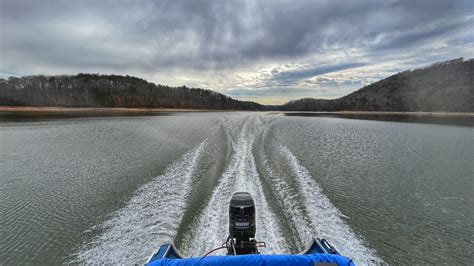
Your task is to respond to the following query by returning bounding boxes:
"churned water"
[0,112,472,264]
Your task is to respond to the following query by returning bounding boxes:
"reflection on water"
[0,110,176,122]
[284,112,474,127]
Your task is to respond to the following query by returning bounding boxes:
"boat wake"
[73,140,208,264]
[278,145,381,264]
[73,113,383,264]
[181,115,287,256]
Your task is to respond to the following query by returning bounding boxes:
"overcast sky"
[1,0,473,104]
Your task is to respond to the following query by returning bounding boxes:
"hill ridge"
[1,58,472,112]
[282,58,473,112]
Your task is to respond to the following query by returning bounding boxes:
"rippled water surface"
[1,112,472,264]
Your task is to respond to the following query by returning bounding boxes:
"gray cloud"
[269,63,367,86]
[1,0,473,103]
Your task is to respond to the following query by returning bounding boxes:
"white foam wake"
[278,145,383,264]
[72,114,383,264]
[73,140,207,264]
[260,155,315,246]
[182,118,287,256]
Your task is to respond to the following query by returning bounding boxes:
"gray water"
[0,112,472,265]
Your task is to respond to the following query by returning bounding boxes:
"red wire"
[201,246,228,258]
[201,243,266,260]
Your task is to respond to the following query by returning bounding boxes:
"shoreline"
[0,106,229,113]
[282,110,474,117]
[0,106,473,118]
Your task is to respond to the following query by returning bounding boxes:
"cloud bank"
[1,0,473,104]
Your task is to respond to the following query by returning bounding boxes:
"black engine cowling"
[227,192,258,254]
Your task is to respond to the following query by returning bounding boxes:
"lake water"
[0,112,472,264]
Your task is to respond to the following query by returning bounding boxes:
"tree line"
[1,58,472,112]
[0,73,262,110]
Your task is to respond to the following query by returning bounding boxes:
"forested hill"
[1,58,472,112]
[0,73,262,110]
[281,58,474,112]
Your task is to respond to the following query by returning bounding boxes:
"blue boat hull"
[146,238,355,266]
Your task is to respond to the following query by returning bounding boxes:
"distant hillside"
[0,73,262,110]
[282,58,474,112]
[1,58,472,112]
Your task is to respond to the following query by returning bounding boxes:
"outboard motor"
[227,192,263,255]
